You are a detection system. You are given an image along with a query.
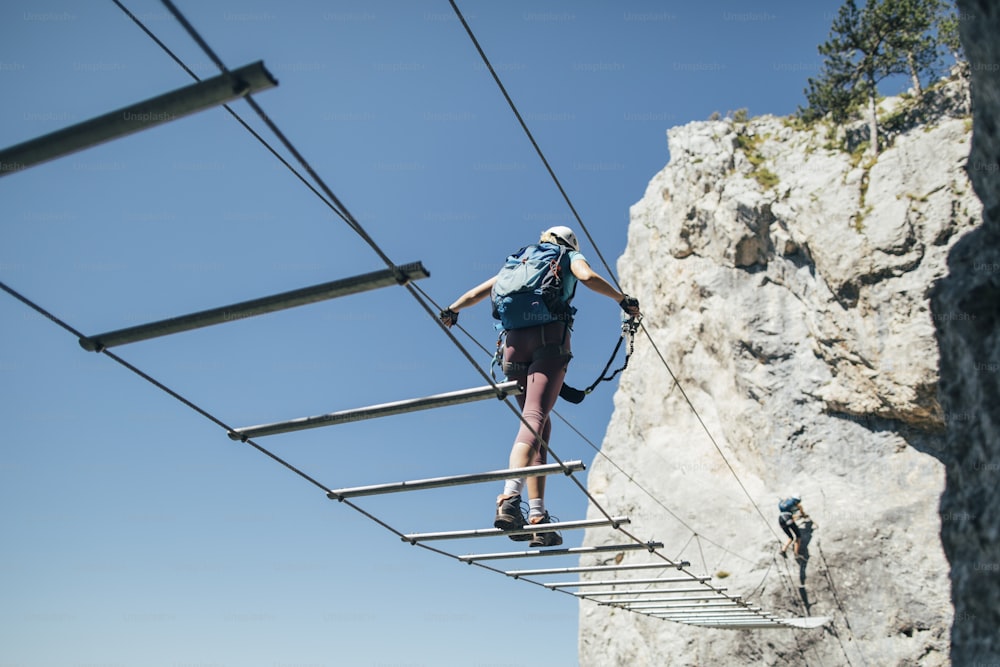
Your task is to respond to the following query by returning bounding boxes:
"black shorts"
[779,513,800,539]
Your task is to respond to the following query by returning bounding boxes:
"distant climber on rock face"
[778,494,810,559]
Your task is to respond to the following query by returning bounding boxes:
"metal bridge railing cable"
[447,0,619,288]
[157,0,407,284]
[402,288,739,588]
[448,1,786,551]
[411,281,763,570]
[112,0,357,233]
[0,279,595,606]
[5,278,726,619]
[128,0,596,533]
[415,277,783,617]
[552,406,758,567]
[148,0,603,585]
[640,320,785,546]
[147,0,681,595]
[142,0,687,570]
[2,280,329,494]
[110,0,794,626]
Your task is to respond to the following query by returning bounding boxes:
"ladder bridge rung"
[642,610,774,621]
[505,561,692,577]
[667,617,776,625]
[596,595,738,604]
[622,603,758,612]
[576,587,725,597]
[773,616,832,629]
[231,379,519,439]
[1,61,277,177]
[685,621,790,628]
[657,616,771,624]
[327,461,584,500]
[402,516,629,544]
[459,542,662,563]
[81,263,429,351]
[545,576,711,589]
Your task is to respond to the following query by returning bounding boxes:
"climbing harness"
[491,313,640,403]
[492,320,573,381]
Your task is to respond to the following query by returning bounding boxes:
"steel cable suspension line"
[409,281,761,568]
[0,279,612,604]
[447,0,786,549]
[149,0,667,557]
[115,0,602,545]
[117,0,742,577]
[6,0,813,629]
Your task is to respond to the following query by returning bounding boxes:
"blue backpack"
[779,497,800,513]
[491,243,577,330]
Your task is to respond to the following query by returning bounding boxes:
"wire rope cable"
[447,0,786,550]
[2,0,819,630]
[119,0,704,592]
[155,0,790,620]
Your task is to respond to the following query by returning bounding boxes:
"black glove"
[439,308,459,327]
[619,295,640,315]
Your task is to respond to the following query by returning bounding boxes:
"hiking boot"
[529,512,563,548]
[494,495,531,541]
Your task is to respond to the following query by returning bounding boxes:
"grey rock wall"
[580,77,979,666]
[930,1,1000,664]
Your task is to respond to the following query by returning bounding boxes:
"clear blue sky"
[1,2,863,665]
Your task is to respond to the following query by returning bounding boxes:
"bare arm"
[448,276,496,312]
[571,258,642,317]
[439,276,497,327]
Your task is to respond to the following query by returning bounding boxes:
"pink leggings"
[503,322,571,465]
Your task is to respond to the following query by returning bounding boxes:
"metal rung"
[231,378,518,439]
[597,595,737,604]
[402,516,629,544]
[327,461,585,500]
[689,619,776,623]
[672,617,772,625]
[685,619,779,624]
[625,603,757,612]
[779,616,832,629]
[670,610,771,617]
[642,610,763,618]
[459,542,662,563]
[545,576,710,589]
[505,561,693,577]
[652,610,769,618]
[1,61,277,176]
[626,607,761,618]
[81,263,429,352]
[682,623,783,629]
[683,618,781,624]
[576,587,725,597]
[687,621,790,628]
[670,617,776,625]
[658,615,771,623]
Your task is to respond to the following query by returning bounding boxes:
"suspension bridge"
[0,0,831,635]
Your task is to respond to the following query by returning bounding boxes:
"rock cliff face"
[930,1,1000,665]
[580,77,979,665]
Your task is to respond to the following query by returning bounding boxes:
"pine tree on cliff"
[888,0,944,96]
[936,6,965,64]
[804,0,909,155]
[802,0,951,155]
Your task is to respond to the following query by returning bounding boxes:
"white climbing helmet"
[543,225,579,251]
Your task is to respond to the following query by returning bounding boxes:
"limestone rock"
[581,77,978,666]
